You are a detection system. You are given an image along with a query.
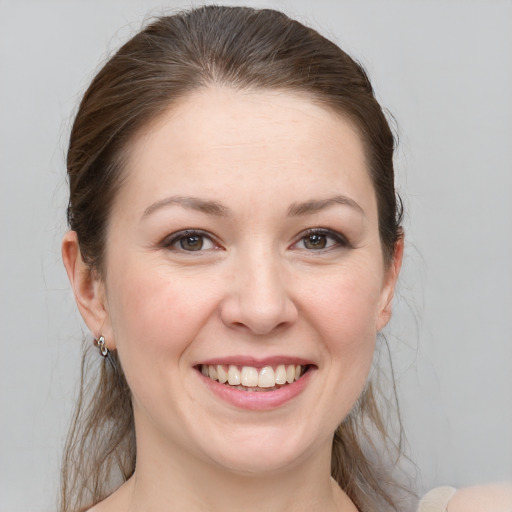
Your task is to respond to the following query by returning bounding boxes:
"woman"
[59,5,509,512]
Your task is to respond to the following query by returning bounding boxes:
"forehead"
[116,86,376,220]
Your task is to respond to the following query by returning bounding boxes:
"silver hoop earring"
[96,335,109,357]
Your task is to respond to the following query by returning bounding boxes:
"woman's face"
[97,87,400,474]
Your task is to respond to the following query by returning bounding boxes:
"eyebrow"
[142,194,364,220]
[142,196,230,218]
[287,195,365,217]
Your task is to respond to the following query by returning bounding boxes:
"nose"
[219,251,298,336]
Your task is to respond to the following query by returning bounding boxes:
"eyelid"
[161,229,222,251]
[159,227,350,253]
[291,228,351,251]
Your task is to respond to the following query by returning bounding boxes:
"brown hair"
[62,6,405,512]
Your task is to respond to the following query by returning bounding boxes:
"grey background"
[1,0,511,510]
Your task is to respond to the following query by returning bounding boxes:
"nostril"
[227,319,292,336]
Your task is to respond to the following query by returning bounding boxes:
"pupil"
[181,235,203,251]
[305,234,326,249]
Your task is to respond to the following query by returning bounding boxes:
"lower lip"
[199,368,314,411]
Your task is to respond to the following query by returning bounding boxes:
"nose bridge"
[221,243,297,335]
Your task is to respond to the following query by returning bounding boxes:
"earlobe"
[61,231,113,345]
[376,234,404,331]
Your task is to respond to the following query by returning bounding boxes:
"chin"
[194,422,327,476]
[210,447,306,477]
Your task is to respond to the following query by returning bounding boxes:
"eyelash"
[292,228,351,252]
[161,229,220,253]
[161,228,350,253]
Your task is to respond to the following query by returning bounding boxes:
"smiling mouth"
[198,364,310,392]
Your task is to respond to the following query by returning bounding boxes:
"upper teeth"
[201,364,303,388]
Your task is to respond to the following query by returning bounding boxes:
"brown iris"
[179,235,204,251]
[303,233,327,249]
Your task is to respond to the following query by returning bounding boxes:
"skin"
[62,87,403,512]
[448,484,512,512]
[418,484,512,512]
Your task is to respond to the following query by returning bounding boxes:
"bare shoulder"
[84,501,109,512]
[83,498,113,512]
[82,479,133,512]
[448,483,512,512]
[418,483,512,512]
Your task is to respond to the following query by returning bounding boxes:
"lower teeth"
[232,384,283,392]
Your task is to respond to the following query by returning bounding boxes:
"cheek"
[300,267,382,381]
[105,258,223,371]
[104,261,228,424]
[305,269,382,340]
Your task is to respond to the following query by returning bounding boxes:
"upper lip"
[195,355,315,368]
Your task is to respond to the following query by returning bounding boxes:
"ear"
[376,233,404,331]
[62,231,114,348]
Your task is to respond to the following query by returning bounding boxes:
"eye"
[163,230,218,252]
[293,229,349,251]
